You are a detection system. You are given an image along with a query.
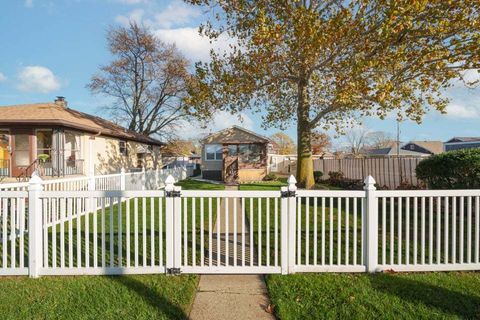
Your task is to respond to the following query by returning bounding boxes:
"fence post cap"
[165,174,176,191]
[121,167,125,174]
[28,171,43,189]
[287,175,297,191]
[363,175,376,190]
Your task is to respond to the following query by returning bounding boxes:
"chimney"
[54,96,67,108]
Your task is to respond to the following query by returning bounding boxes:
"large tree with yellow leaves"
[185,0,480,188]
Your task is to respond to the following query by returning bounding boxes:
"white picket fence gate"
[0,174,479,277]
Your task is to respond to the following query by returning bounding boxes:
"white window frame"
[205,144,223,161]
[119,140,128,156]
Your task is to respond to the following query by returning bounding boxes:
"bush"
[313,171,323,183]
[416,149,480,189]
[327,171,363,190]
[263,173,278,181]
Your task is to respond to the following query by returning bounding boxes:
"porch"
[0,129,84,181]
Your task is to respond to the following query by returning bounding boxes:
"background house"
[401,141,443,155]
[201,126,271,183]
[0,97,163,181]
[444,137,480,151]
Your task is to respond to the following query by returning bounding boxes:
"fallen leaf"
[265,304,275,314]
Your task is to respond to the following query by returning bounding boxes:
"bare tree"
[344,127,370,156]
[368,131,396,149]
[88,22,190,140]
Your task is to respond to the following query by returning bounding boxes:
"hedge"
[415,148,480,189]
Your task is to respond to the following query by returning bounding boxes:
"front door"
[11,130,33,177]
[224,144,239,184]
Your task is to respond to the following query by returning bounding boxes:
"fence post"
[165,175,175,272]
[28,172,43,278]
[287,175,297,274]
[364,175,378,273]
[141,166,146,191]
[88,169,96,191]
[280,186,289,274]
[120,168,126,190]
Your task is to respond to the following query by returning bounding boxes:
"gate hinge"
[281,190,296,198]
[165,190,181,197]
[166,267,181,275]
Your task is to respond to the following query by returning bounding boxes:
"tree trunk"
[296,121,314,189]
[296,79,315,189]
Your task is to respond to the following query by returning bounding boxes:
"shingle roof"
[367,147,428,157]
[445,137,480,143]
[408,141,444,154]
[201,126,271,144]
[0,103,163,146]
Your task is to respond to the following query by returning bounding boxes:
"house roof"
[445,137,480,143]
[406,141,444,154]
[367,147,428,157]
[201,126,271,144]
[0,102,163,146]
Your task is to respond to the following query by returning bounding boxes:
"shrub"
[327,171,363,190]
[263,173,278,181]
[416,149,480,189]
[313,171,323,183]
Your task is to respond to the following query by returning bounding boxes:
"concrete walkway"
[189,186,275,320]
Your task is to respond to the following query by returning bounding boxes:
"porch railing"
[0,159,9,177]
[38,159,85,177]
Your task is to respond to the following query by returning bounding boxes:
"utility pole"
[397,120,403,183]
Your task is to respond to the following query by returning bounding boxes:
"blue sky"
[0,0,479,147]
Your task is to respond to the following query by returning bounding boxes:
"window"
[205,144,223,160]
[409,144,415,150]
[227,144,238,156]
[239,144,262,164]
[36,130,53,161]
[64,131,81,162]
[119,140,128,156]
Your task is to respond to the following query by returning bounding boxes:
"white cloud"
[24,0,33,8]
[152,0,200,28]
[115,9,145,26]
[115,1,233,62]
[154,27,232,62]
[16,66,61,93]
[444,103,480,119]
[0,72,6,82]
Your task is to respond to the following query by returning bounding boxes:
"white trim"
[180,266,281,274]
[41,266,166,276]
[377,264,480,272]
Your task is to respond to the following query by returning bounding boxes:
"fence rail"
[0,174,479,277]
[0,166,188,192]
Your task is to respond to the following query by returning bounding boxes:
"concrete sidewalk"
[189,186,275,320]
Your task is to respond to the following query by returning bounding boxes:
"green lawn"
[0,178,222,320]
[241,180,480,320]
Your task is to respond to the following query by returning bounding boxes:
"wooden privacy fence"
[0,175,479,277]
[314,157,424,189]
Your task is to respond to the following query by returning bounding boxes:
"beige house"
[0,98,163,180]
[201,126,271,183]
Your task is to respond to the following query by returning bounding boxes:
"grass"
[267,272,480,319]
[0,178,221,320]
[241,179,480,319]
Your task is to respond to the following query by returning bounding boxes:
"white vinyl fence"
[0,174,479,277]
[0,166,188,192]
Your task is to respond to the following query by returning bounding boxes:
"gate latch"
[281,190,296,197]
[166,268,181,275]
[165,190,181,197]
